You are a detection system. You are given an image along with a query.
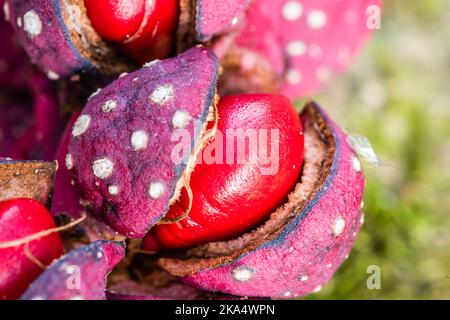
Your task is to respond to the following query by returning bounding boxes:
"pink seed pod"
[0,73,63,161]
[195,0,252,41]
[68,47,219,238]
[27,69,64,161]
[5,0,250,79]
[52,111,83,219]
[53,113,124,246]
[158,102,365,298]
[4,0,100,81]
[221,0,382,98]
[21,240,125,300]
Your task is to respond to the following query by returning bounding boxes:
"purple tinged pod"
[5,0,251,79]
[221,0,382,98]
[195,0,252,41]
[68,47,219,238]
[21,240,125,300]
[5,0,96,80]
[158,102,365,298]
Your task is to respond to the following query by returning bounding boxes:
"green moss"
[301,0,450,299]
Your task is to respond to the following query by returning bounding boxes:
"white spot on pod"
[352,155,362,172]
[65,154,74,170]
[102,100,117,113]
[23,10,42,37]
[286,69,302,85]
[148,181,166,199]
[96,250,103,259]
[282,291,292,298]
[143,59,160,68]
[307,10,327,29]
[360,201,365,209]
[88,88,101,101]
[31,296,45,300]
[47,71,60,81]
[231,16,239,26]
[70,295,83,300]
[79,199,91,207]
[132,77,139,82]
[282,1,303,21]
[316,67,331,82]
[313,285,322,293]
[360,213,365,225]
[131,130,149,151]
[326,263,333,268]
[108,185,119,195]
[72,115,91,137]
[232,266,254,282]
[332,216,346,237]
[172,110,192,129]
[3,2,10,21]
[92,158,114,179]
[344,254,349,260]
[299,275,309,282]
[119,72,128,78]
[17,17,22,27]
[286,40,307,57]
[149,84,174,105]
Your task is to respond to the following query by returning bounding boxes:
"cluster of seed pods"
[0,0,381,300]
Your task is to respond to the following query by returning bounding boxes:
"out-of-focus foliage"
[300,0,450,299]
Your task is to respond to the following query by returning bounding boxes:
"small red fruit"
[0,199,64,300]
[84,0,179,63]
[152,94,304,249]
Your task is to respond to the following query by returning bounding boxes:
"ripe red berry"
[84,0,179,63]
[0,198,64,300]
[152,94,304,249]
[84,0,145,43]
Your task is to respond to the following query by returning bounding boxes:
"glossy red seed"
[121,0,179,63]
[84,0,145,42]
[152,94,304,249]
[84,0,179,63]
[0,199,64,300]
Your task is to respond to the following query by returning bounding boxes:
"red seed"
[153,94,304,249]
[0,198,64,300]
[84,0,145,42]
[84,0,179,63]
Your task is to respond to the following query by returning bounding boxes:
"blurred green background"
[299,0,449,299]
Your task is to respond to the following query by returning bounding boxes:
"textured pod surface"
[21,240,125,300]
[222,0,382,98]
[195,0,251,41]
[52,112,83,218]
[68,47,219,238]
[5,0,94,80]
[0,160,56,206]
[159,103,365,298]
